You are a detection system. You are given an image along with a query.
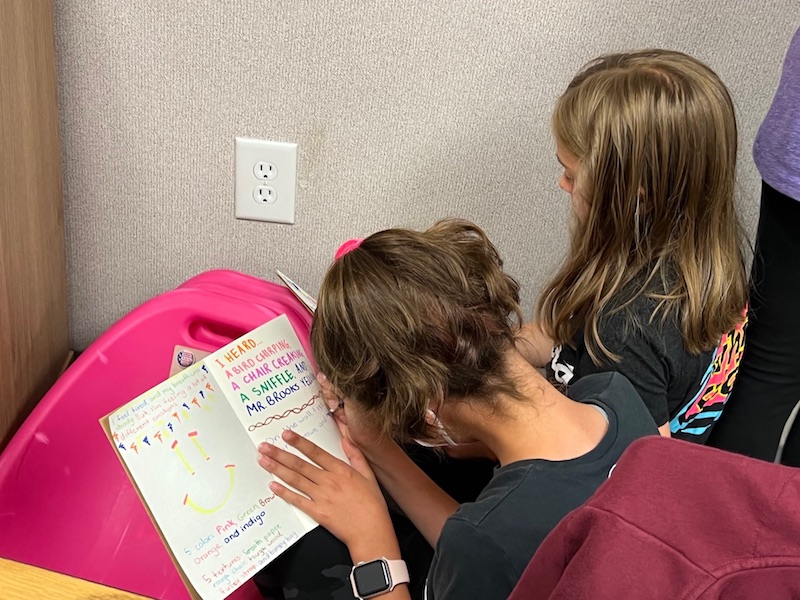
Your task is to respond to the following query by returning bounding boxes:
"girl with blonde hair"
[522,49,748,441]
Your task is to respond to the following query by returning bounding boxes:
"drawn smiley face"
[182,464,237,514]
[172,431,237,514]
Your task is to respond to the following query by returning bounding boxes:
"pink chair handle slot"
[186,319,250,349]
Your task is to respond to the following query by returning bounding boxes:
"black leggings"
[708,181,800,466]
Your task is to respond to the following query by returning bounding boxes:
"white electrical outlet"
[254,162,277,180]
[253,185,277,204]
[235,137,297,224]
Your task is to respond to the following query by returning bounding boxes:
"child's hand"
[258,429,396,551]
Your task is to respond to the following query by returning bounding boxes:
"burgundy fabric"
[509,437,800,600]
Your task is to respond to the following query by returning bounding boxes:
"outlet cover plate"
[235,137,297,224]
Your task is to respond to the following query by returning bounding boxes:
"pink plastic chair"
[178,271,317,371]
[0,280,313,599]
[179,269,295,298]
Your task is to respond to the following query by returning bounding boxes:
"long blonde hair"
[538,49,747,363]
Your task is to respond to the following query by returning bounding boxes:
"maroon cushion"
[509,437,800,600]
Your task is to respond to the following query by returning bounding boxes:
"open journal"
[101,314,345,600]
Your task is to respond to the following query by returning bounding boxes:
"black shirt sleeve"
[427,517,519,600]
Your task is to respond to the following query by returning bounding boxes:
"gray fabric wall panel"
[54,1,798,349]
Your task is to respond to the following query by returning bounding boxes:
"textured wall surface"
[54,1,798,349]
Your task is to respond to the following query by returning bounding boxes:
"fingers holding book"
[258,429,391,549]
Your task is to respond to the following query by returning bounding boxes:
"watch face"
[353,559,391,597]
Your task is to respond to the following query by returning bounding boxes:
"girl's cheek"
[572,194,590,221]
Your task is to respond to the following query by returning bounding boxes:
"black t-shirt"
[546,294,732,442]
[424,372,658,600]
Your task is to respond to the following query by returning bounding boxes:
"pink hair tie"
[334,238,364,260]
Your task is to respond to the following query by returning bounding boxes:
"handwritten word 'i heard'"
[217,339,257,363]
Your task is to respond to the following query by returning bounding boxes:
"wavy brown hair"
[311,219,523,442]
[538,49,748,363]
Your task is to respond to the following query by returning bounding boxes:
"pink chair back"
[0,278,312,599]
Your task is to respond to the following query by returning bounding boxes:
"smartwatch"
[349,557,410,599]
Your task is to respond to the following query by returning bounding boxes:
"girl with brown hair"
[257,219,657,600]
